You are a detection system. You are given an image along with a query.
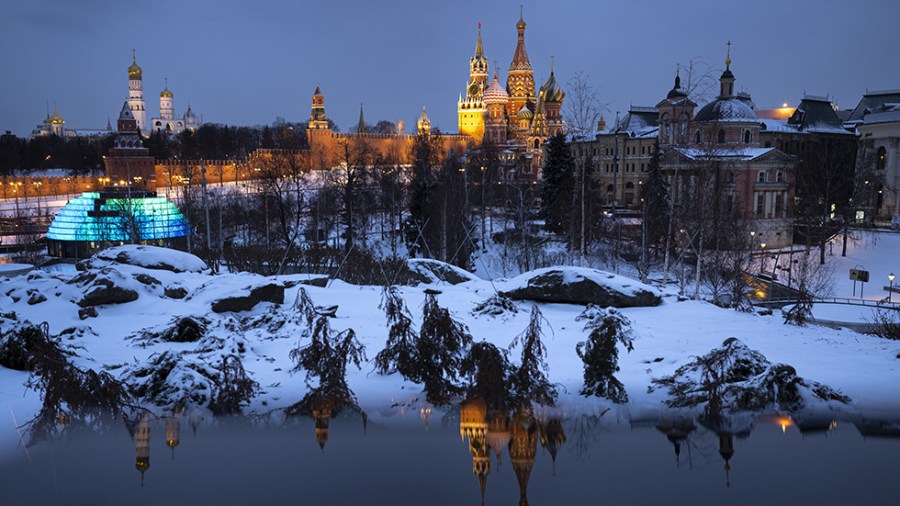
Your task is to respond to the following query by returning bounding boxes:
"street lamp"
[760,242,767,274]
[890,273,895,303]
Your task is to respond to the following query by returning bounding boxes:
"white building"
[127,50,147,133]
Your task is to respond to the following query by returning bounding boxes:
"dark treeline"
[0,133,115,176]
[0,120,345,175]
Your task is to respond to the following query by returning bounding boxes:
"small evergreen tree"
[540,134,576,235]
[209,354,259,416]
[641,142,668,255]
[575,305,634,402]
[509,305,557,406]
[374,287,419,377]
[415,290,473,404]
[290,313,366,392]
[460,341,514,411]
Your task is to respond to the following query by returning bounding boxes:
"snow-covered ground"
[1,238,899,461]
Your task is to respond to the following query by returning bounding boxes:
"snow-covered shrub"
[869,309,900,340]
[124,351,220,408]
[650,337,850,412]
[0,320,44,371]
[471,294,519,317]
[22,322,129,444]
[208,355,259,416]
[575,305,634,403]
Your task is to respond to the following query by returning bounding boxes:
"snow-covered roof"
[694,98,758,123]
[674,147,777,161]
[847,89,900,124]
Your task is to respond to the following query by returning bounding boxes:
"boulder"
[77,277,139,307]
[407,258,480,286]
[211,283,285,313]
[164,286,189,299]
[26,290,47,305]
[78,307,98,319]
[499,267,661,308]
[77,245,208,273]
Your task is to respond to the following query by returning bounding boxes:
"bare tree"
[678,57,719,106]
[563,71,607,140]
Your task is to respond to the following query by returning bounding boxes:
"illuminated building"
[304,88,468,169]
[538,417,566,476]
[135,413,151,486]
[508,409,537,506]
[127,50,148,133]
[459,397,490,503]
[45,188,190,258]
[165,414,181,459]
[458,12,565,179]
[847,89,900,220]
[311,395,335,451]
[150,79,199,135]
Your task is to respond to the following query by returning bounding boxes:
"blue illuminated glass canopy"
[47,190,190,242]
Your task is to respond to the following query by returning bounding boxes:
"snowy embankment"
[1,245,899,458]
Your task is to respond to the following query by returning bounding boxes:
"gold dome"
[128,49,142,80]
[160,78,173,98]
[50,103,64,125]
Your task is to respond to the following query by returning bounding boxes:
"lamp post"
[890,273,895,303]
[759,242,767,274]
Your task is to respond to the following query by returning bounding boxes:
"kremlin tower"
[127,50,147,133]
[457,24,489,143]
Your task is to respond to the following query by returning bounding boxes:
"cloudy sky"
[1,0,898,136]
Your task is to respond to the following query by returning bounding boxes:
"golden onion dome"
[49,104,64,125]
[128,50,142,79]
[517,104,533,120]
[160,79,173,98]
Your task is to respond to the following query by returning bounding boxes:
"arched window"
[694,130,702,144]
[776,170,784,182]
[877,146,887,171]
[757,171,767,183]
[679,113,689,142]
[533,139,540,149]
[717,129,726,144]
[742,130,751,143]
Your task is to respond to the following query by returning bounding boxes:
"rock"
[281,276,330,289]
[77,278,139,307]
[211,283,284,313]
[26,290,47,305]
[406,258,479,286]
[78,307,98,319]
[77,245,208,273]
[164,286,188,299]
[134,273,161,286]
[500,267,661,308]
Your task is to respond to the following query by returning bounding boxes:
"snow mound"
[498,266,661,307]
[77,245,208,274]
[406,258,480,286]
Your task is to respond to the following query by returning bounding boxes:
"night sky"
[2,0,899,137]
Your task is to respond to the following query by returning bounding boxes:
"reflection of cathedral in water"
[459,397,564,505]
[134,413,151,486]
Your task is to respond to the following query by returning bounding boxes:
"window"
[726,172,736,184]
[757,171,767,183]
[742,130,751,143]
[756,194,765,216]
[718,129,726,143]
[774,193,785,215]
[694,130,702,144]
[877,146,887,171]
[776,171,784,182]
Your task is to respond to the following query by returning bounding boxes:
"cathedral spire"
[511,7,531,70]
[357,103,366,133]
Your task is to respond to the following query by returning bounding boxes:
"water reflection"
[3,403,900,504]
